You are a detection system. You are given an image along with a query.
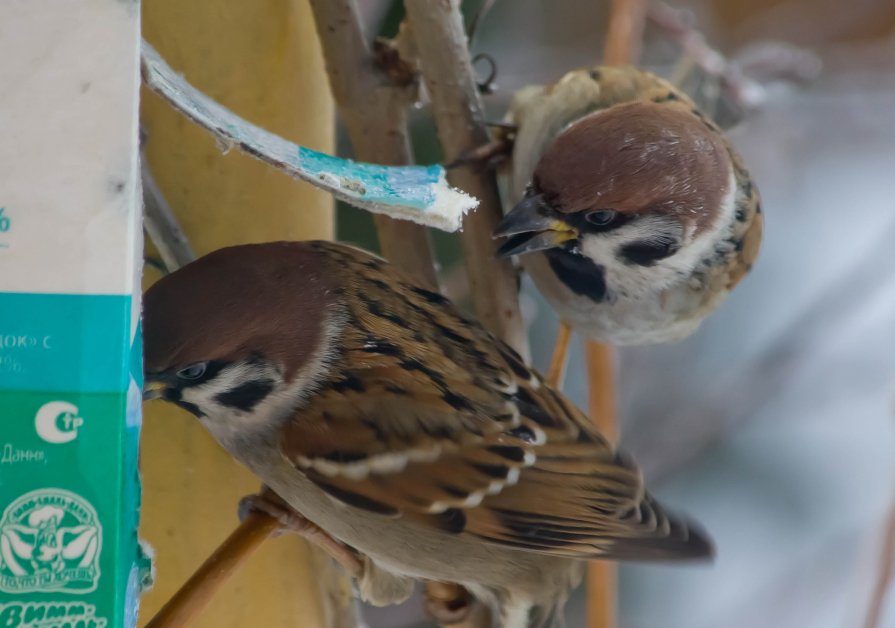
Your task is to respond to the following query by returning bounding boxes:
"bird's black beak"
[142,376,167,401]
[493,194,577,258]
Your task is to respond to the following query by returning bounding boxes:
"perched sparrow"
[494,65,763,345]
[142,241,712,627]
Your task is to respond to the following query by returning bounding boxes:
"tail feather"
[602,494,715,561]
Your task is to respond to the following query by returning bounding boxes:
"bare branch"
[404,0,528,358]
[309,0,438,291]
[140,41,476,233]
[863,501,895,628]
[647,1,821,111]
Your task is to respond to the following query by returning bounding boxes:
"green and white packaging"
[0,3,148,626]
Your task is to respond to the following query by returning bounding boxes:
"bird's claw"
[444,135,514,171]
[424,582,474,625]
[239,488,365,577]
[238,488,306,537]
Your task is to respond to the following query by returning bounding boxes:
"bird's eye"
[584,210,618,227]
[176,363,207,380]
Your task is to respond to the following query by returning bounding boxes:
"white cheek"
[579,167,738,298]
[579,215,683,297]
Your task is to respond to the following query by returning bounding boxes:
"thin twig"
[309,0,438,291]
[585,343,619,443]
[404,0,528,359]
[585,342,619,628]
[140,41,476,233]
[546,323,572,389]
[646,1,821,111]
[586,3,646,628]
[141,158,196,271]
[863,500,895,628]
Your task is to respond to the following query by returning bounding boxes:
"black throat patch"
[165,388,205,417]
[545,249,609,303]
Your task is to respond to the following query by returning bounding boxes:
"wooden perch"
[144,514,280,628]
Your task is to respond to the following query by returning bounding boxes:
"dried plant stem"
[584,343,619,444]
[546,323,573,388]
[603,0,646,66]
[586,2,645,628]
[141,158,196,271]
[585,342,619,628]
[309,0,438,290]
[863,500,895,628]
[647,1,821,111]
[404,0,528,359]
[145,514,280,628]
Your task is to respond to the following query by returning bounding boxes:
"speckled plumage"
[143,241,712,627]
[496,65,762,345]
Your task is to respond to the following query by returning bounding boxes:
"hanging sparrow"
[142,240,712,627]
[493,65,763,345]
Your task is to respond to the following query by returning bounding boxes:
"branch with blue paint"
[140,41,478,233]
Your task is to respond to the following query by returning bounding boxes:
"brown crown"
[533,101,733,235]
[143,241,335,379]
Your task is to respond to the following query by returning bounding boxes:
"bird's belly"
[524,254,703,345]
[252,456,572,597]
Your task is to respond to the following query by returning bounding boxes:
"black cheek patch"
[619,239,680,266]
[214,379,275,412]
[545,250,609,303]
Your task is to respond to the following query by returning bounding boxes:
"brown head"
[142,241,339,424]
[494,100,737,300]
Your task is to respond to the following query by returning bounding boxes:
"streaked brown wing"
[280,242,712,560]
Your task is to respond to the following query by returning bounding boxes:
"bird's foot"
[239,487,364,577]
[444,125,516,171]
[424,581,474,625]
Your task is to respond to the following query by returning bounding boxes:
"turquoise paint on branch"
[141,41,477,232]
[297,146,440,210]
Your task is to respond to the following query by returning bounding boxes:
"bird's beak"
[143,378,167,401]
[493,194,577,258]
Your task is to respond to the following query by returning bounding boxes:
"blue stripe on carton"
[0,293,132,393]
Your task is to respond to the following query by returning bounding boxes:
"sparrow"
[493,65,763,345]
[142,240,712,627]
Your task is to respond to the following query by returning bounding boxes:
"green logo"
[0,489,101,594]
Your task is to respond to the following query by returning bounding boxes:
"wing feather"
[280,242,712,561]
